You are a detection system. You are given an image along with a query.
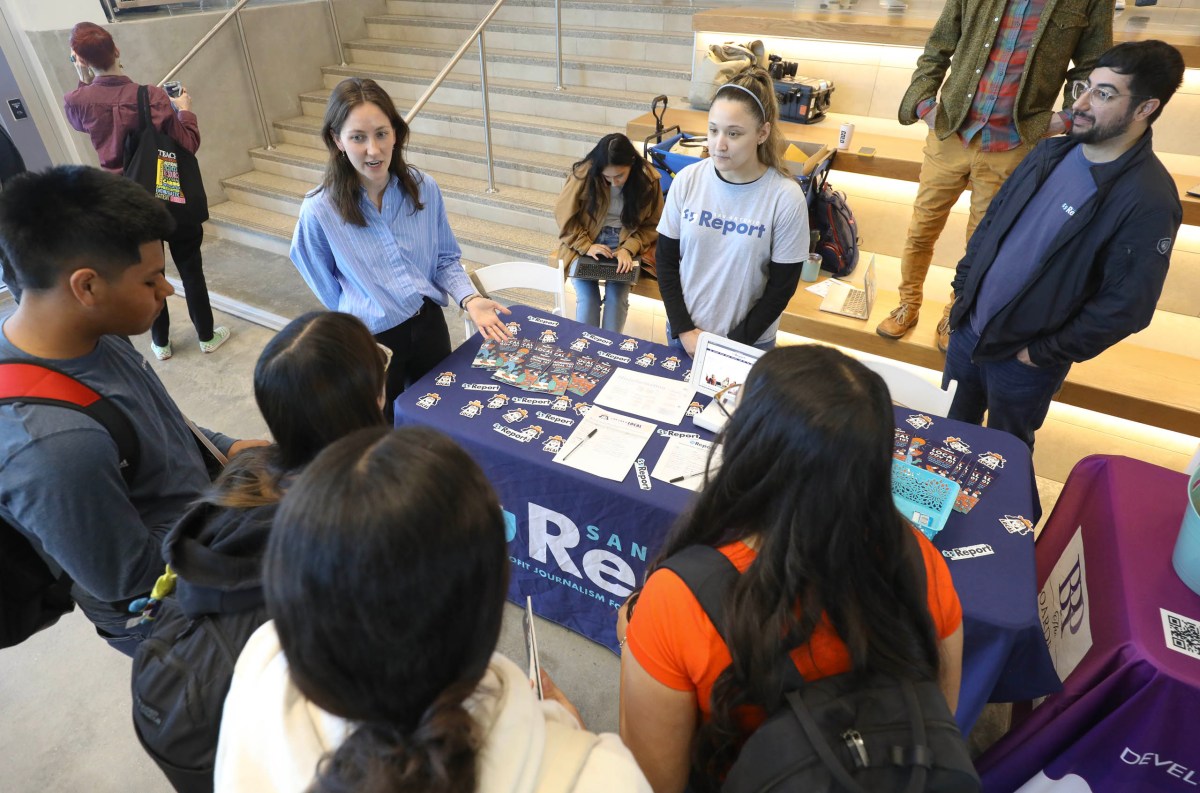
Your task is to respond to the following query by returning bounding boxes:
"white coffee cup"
[838,122,855,151]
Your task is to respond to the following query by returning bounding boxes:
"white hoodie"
[214,621,651,793]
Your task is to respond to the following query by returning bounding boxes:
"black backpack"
[811,177,860,279]
[131,499,275,793]
[0,361,140,649]
[123,85,209,226]
[660,545,980,793]
[132,594,269,793]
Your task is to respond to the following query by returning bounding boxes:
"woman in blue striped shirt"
[290,78,510,421]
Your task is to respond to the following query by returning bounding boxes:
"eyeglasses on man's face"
[1070,80,1150,105]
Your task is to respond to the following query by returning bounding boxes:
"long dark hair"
[319,77,424,226]
[265,426,509,793]
[211,311,387,508]
[644,346,940,781]
[568,133,656,230]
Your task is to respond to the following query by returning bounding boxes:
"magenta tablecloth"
[976,455,1200,792]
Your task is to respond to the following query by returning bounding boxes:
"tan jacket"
[553,160,664,267]
[898,0,1112,145]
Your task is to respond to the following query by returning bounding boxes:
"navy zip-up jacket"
[949,129,1181,367]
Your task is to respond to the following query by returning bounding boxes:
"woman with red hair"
[63,21,229,360]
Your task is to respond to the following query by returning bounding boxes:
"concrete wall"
[10,0,384,200]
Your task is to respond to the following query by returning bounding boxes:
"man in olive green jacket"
[877,0,1112,348]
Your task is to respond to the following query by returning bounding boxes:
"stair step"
[247,142,326,181]
[221,170,314,216]
[344,39,691,82]
[447,211,558,262]
[250,132,575,194]
[208,200,296,242]
[315,62,660,128]
[368,12,695,42]
[208,198,555,269]
[386,0,705,9]
[224,160,557,231]
[216,153,559,229]
[366,14,694,63]
[385,0,709,19]
[278,101,618,156]
[318,61,660,108]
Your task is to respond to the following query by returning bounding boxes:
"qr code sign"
[1161,608,1200,660]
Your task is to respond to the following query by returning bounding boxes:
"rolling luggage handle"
[642,94,681,160]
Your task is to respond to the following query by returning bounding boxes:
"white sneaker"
[151,340,172,361]
[199,326,231,354]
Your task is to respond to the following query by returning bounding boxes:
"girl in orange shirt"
[619,346,964,793]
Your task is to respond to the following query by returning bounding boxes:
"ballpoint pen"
[561,428,597,461]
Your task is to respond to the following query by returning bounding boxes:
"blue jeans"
[571,226,630,333]
[942,322,1070,452]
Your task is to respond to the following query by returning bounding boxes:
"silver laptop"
[819,255,876,320]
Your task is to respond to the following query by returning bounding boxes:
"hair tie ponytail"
[312,680,482,793]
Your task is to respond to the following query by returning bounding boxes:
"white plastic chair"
[859,358,958,417]
[463,260,566,338]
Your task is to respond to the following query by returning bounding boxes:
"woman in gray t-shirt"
[656,69,809,353]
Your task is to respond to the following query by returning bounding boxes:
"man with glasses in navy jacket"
[942,40,1185,451]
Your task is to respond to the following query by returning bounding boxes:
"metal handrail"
[401,0,509,125]
[403,0,565,193]
[155,0,349,152]
[158,0,251,84]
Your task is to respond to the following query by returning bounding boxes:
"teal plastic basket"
[1172,466,1200,596]
[892,458,960,540]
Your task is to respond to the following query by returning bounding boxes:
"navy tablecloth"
[394,306,1059,731]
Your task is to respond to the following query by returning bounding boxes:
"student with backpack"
[655,67,809,355]
[619,346,974,793]
[215,426,651,793]
[64,21,229,360]
[0,166,261,656]
[131,311,388,793]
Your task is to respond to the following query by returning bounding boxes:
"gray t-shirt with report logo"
[658,158,809,344]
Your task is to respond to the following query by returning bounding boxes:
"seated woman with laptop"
[555,133,663,333]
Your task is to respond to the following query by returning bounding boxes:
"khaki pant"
[898,129,1032,310]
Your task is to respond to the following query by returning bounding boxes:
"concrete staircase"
[206,0,701,268]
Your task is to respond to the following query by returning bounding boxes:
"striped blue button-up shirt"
[290,172,473,334]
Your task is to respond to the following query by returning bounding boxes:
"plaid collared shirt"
[959,0,1047,151]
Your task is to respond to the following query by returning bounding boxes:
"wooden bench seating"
[633,273,1200,435]
[782,283,1200,437]
[627,108,1200,225]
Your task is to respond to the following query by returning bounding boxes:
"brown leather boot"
[876,304,919,339]
[936,299,954,353]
